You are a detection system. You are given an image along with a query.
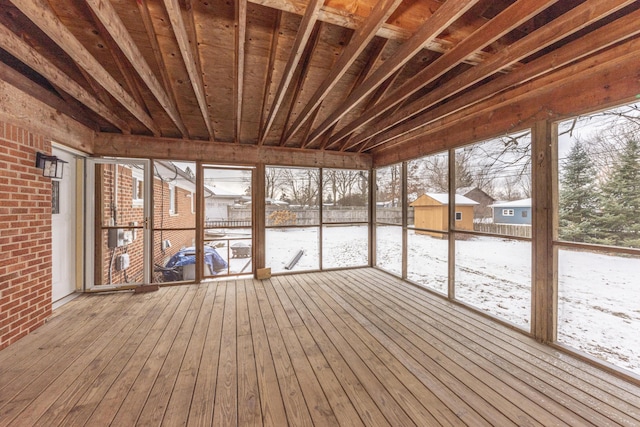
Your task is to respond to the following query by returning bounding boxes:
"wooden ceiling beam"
[330,0,559,151]
[359,0,637,152]
[85,0,189,137]
[0,61,99,132]
[372,37,640,167]
[0,21,130,133]
[373,15,640,156]
[0,79,95,153]
[94,133,371,169]
[137,0,180,119]
[310,37,389,151]
[304,0,480,148]
[9,0,160,135]
[85,3,148,114]
[259,0,324,145]
[249,0,487,62]
[236,0,248,143]
[259,10,281,136]
[162,0,215,139]
[282,0,403,144]
[279,22,322,146]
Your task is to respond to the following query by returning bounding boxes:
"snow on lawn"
[266,225,640,375]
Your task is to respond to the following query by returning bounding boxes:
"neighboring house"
[410,193,478,237]
[456,186,495,222]
[204,185,245,223]
[490,198,532,225]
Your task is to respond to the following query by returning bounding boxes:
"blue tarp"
[162,246,227,281]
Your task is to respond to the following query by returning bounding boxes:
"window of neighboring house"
[169,185,177,215]
[502,209,514,216]
[455,212,462,221]
[522,210,528,218]
[132,176,144,207]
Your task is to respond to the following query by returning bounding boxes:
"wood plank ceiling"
[0,0,639,159]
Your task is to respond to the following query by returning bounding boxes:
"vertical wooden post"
[318,168,324,271]
[94,163,104,286]
[195,160,204,283]
[447,148,456,300]
[401,161,408,279]
[531,120,558,342]
[254,162,266,275]
[370,168,376,267]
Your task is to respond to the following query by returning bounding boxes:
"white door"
[51,148,77,303]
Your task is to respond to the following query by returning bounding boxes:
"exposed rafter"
[371,7,640,154]
[85,0,151,120]
[259,10,282,137]
[162,0,215,139]
[279,22,322,146]
[0,60,98,131]
[303,0,480,148]
[236,0,248,143]
[282,0,403,144]
[8,0,160,135]
[0,20,130,133]
[359,0,637,152]
[329,0,560,151]
[136,0,180,119]
[259,0,324,145]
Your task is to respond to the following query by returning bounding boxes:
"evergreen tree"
[593,136,640,247]
[558,141,599,242]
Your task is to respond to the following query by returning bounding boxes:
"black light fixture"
[35,152,67,179]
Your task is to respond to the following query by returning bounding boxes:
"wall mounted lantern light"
[35,152,68,179]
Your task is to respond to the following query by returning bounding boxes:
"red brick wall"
[0,122,52,350]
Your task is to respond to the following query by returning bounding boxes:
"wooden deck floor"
[1,268,639,426]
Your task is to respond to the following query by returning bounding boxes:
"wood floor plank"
[322,271,557,426]
[262,277,336,426]
[187,282,227,427]
[358,268,640,420]
[253,279,314,427]
[83,285,191,426]
[384,268,640,419]
[276,276,368,427]
[0,292,149,425]
[0,292,129,394]
[33,288,180,426]
[344,270,595,425]
[212,280,238,427]
[272,275,414,427]
[310,271,506,427]
[282,274,458,427]
[106,285,200,426]
[1,269,639,426]
[346,268,636,426]
[244,279,288,427]
[162,282,219,426]
[237,280,263,426]
[136,284,209,425]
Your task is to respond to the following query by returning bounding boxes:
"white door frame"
[51,144,82,307]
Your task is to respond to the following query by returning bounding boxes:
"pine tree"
[558,141,599,242]
[593,136,640,247]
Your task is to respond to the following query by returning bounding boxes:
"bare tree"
[282,168,320,206]
[265,167,284,199]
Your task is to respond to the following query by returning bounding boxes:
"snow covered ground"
[265,225,640,375]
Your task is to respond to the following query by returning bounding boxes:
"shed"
[456,187,495,222]
[410,193,478,236]
[490,198,532,225]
